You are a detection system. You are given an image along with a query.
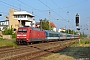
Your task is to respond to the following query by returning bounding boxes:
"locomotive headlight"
[23,35,26,36]
[17,35,21,36]
[17,37,19,38]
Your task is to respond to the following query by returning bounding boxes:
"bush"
[12,33,16,38]
[85,41,90,44]
[1,26,16,39]
[2,26,14,35]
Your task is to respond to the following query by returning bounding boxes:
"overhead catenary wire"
[0,0,88,23]
[0,0,67,22]
[50,0,66,14]
[66,0,89,8]
[18,0,43,12]
[54,1,71,24]
[18,0,57,20]
[0,0,19,9]
[50,0,70,23]
[0,0,45,20]
[38,0,68,22]
[18,0,50,21]
[51,0,76,31]
[51,0,89,23]
[0,0,47,21]
[17,0,46,19]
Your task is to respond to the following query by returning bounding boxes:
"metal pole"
[78,30,80,45]
[48,10,50,30]
[72,26,74,35]
[68,20,69,33]
[40,19,42,30]
[87,17,89,38]
[67,11,69,33]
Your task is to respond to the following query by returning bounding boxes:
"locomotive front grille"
[16,38,26,42]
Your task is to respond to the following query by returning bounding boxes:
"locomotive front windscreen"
[18,29,27,32]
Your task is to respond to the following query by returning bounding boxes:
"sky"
[0,0,90,34]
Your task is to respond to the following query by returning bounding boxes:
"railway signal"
[75,13,79,26]
[75,13,80,31]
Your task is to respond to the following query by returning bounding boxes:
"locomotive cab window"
[18,29,22,32]
[23,29,27,32]
[18,29,27,32]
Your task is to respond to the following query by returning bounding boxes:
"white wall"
[53,27,56,32]
[0,27,3,30]
[25,22,31,26]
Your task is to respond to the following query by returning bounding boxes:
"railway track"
[0,40,76,60]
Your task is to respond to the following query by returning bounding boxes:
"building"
[0,20,9,30]
[13,10,35,27]
[50,22,56,32]
[58,28,66,32]
[35,22,56,32]
[35,22,40,28]
[0,8,35,31]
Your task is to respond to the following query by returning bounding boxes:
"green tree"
[39,18,52,30]
[61,29,77,34]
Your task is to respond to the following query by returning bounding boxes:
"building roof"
[35,22,40,25]
[14,11,34,17]
[35,22,40,28]
[60,28,66,30]
[50,22,56,28]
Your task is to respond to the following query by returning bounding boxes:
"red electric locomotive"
[16,27,46,44]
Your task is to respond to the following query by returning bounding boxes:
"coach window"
[49,33,53,37]
[54,34,58,37]
[60,34,63,37]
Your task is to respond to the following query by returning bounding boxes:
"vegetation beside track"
[0,38,17,48]
[39,38,90,60]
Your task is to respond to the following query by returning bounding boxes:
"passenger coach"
[45,30,60,41]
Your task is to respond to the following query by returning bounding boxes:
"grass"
[71,38,90,47]
[0,38,6,40]
[39,38,90,60]
[0,38,18,48]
